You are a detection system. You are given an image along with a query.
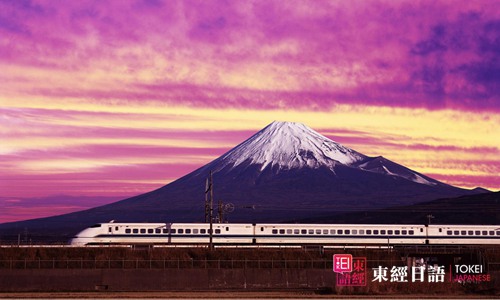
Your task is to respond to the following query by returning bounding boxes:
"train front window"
[90,224,102,228]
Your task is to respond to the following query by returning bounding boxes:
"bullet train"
[70,222,500,246]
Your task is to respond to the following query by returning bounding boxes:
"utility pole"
[427,214,435,225]
[205,171,214,250]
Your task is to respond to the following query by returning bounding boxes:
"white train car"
[70,222,255,246]
[254,224,427,245]
[71,222,500,246]
[427,225,500,245]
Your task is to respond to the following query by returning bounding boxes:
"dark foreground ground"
[0,246,498,297]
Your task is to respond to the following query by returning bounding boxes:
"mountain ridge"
[0,121,486,242]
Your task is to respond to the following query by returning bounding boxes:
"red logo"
[333,254,353,273]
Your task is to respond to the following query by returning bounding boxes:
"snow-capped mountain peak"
[214,121,367,172]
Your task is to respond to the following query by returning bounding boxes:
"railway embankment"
[0,246,498,296]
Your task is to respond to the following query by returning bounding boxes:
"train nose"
[70,237,86,246]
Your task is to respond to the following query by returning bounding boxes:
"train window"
[475,231,480,235]
[226,227,229,232]
[280,229,285,234]
[380,230,386,235]
[345,230,350,234]
[125,229,131,234]
[409,230,414,235]
[420,228,424,233]
[439,228,442,233]
[140,229,146,234]
[200,229,206,234]
[133,229,138,234]
[185,229,191,234]
[301,229,307,234]
[170,229,176,234]
[447,231,452,235]
[155,229,160,234]
[294,229,299,234]
[330,229,335,234]
[338,230,343,234]
[352,230,358,234]
[388,230,393,235]
[215,229,221,234]
[316,229,321,234]
[148,229,154,234]
[261,227,264,232]
[359,230,365,234]
[287,229,292,234]
[373,230,379,235]
[402,230,407,235]
[366,230,371,234]
[178,229,184,234]
[115,227,119,231]
[323,229,328,234]
[395,230,400,235]
[496,231,500,236]
[468,231,473,235]
[482,231,487,235]
[108,227,112,233]
[308,229,314,234]
[461,231,466,235]
[272,229,278,234]
[489,231,494,235]
[453,230,459,235]
[193,229,199,234]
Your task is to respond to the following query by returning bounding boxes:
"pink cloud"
[1,1,499,111]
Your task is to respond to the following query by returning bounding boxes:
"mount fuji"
[0,121,485,241]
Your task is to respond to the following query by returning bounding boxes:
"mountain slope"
[0,121,485,242]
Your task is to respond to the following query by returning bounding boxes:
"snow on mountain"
[212,121,367,172]
[203,121,441,187]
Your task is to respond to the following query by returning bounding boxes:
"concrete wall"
[0,268,335,292]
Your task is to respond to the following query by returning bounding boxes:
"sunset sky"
[1,0,499,223]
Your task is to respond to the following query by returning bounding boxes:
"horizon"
[1,0,499,223]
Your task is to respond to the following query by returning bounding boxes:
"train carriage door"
[425,225,429,245]
[167,223,172,244]
[252,223,256,244]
